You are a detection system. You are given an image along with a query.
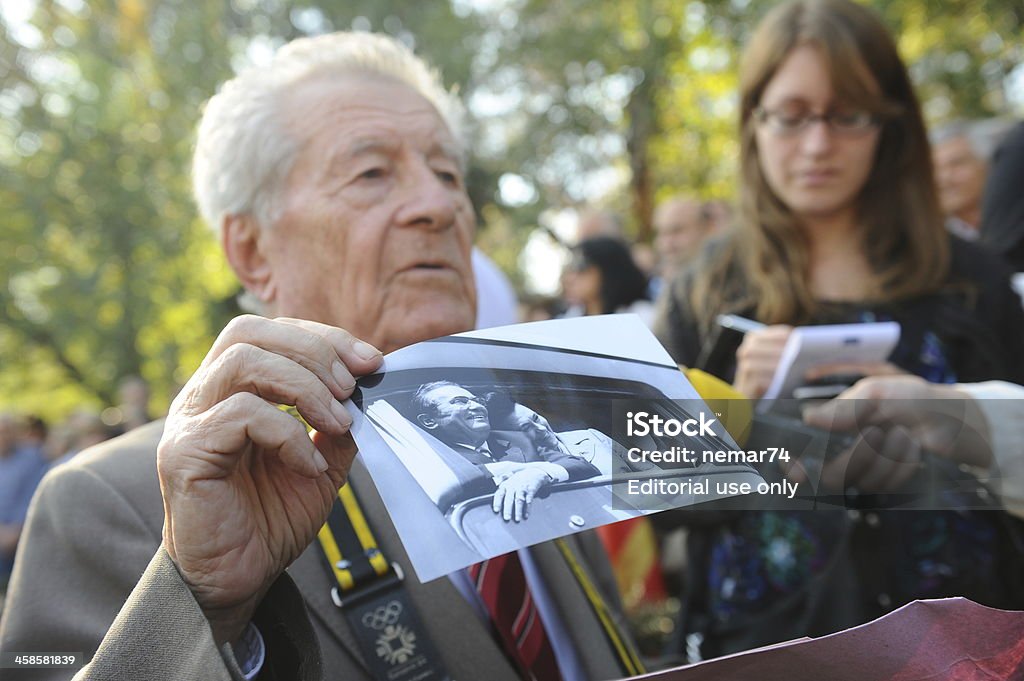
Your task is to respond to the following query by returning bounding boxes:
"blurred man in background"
[932,119,1016,240]
[0,414,48,593]
[652,196,722,283]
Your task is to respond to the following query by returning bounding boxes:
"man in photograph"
[0,32,635,681]
[412,380,601,520]
[485,391,658,477]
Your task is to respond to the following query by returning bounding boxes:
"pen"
[716,314,766,335]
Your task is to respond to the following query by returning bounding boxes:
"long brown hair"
[689,0,948,329]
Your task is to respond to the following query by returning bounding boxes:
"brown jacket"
[0,421,632,680]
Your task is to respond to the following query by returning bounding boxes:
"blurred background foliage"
[1,0,1022,420]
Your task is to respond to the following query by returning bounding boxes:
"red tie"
[469,553,563,681]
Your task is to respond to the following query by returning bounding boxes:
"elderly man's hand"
[492,467,553,522]
[798,375,992,493]
[156,315,382,646]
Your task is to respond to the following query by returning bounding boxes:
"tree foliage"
[1,0,1019,419]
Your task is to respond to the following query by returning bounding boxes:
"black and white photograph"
[347,316,763,582]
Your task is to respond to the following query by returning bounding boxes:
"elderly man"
[651,196,718,282]
[485,392,656,477]
[0,33,637,681]
[412,381,600,520]
[931,119,1016,240]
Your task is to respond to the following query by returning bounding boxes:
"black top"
[654,235,1024,387]
[981,121,1024,272]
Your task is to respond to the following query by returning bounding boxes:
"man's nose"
[397,163,459,230]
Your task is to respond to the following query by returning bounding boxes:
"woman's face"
[754,44,881,226]
[562,259,602,309]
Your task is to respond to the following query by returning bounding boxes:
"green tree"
[0,0,484,421]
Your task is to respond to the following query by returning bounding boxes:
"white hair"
[931,118,1017,163]
[192,31,467,234]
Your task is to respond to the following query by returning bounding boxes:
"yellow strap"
[555,539,646,676]
[338,485,390,577]
[317,522,355,591]
[317,485,390,593]
[281,406,389,586]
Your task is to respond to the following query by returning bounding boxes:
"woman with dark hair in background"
[653,0,1024,662]
[562,236,655,326]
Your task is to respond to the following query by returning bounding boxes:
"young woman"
[653,0,1024,660]
[656,1,1023,394]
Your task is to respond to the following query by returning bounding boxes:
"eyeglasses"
[753,106,879,136]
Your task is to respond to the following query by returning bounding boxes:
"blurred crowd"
[0,376,153,604]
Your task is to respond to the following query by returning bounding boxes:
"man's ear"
[417,413,438,430]
[222,213,276,304]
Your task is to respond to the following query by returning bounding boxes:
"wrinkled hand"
[157,315,382,645]
[733,325,792,399]
[491,467,553,522]
[794,375,992,493]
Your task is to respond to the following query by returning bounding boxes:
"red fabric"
[469,553,563,681]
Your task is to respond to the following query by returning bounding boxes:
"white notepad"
[758,321,901,411]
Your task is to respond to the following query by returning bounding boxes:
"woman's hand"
[733,325,793,399]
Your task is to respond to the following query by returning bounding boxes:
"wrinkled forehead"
[283,73,461,158]
[426,385,477,405]
[934,136,978,162]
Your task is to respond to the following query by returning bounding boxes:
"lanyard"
[317,484,451,681]
[554,539,646,677]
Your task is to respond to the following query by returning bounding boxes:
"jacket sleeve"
[0,461,322,681]
[545,451,602,481]
[1,463,166,681]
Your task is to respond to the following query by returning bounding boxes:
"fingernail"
[312,449,329,473]
[353,341,381,361]
[331,400,352,430]
[332,361,354,392]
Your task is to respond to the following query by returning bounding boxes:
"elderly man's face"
[509,403,561,452]
[259,75,476,352]
[653,199,709,277]
[420,384,490,446]
[933,135,987,223]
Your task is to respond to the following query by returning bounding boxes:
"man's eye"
[358,168,385,180]
[435,169,459,185]
[451,397,469,404]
